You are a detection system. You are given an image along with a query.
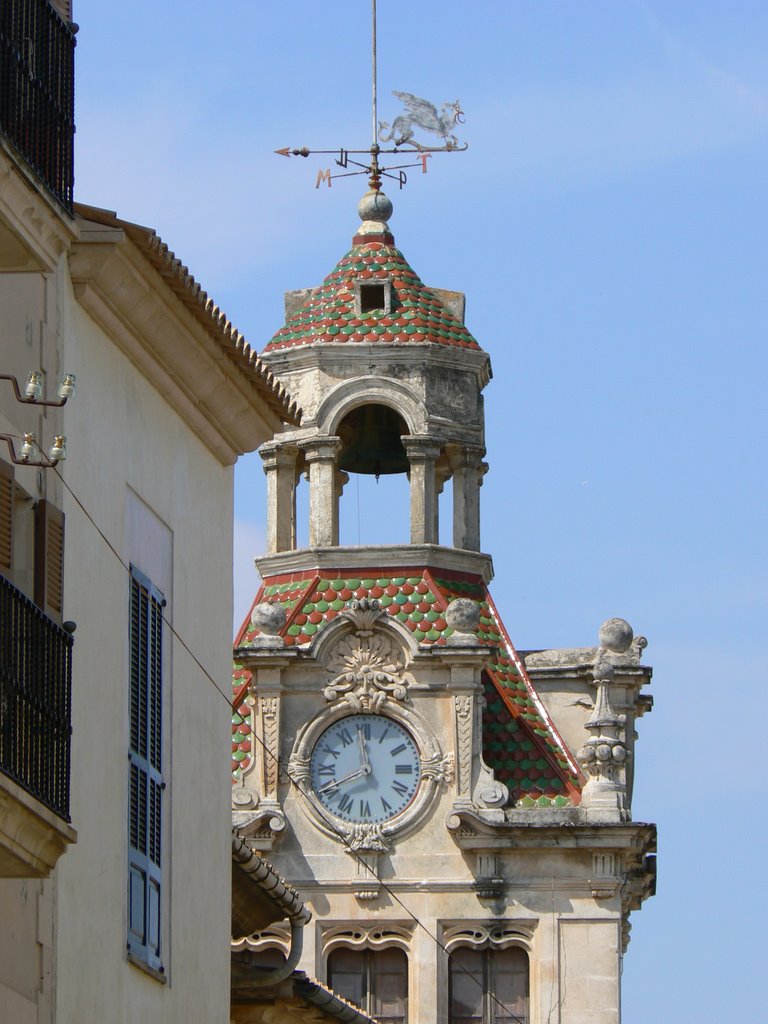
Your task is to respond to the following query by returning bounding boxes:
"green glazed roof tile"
[263,240,481,353]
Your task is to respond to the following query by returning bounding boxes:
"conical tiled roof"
[263,238,481,353]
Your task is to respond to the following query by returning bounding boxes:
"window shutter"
[329,949,407,1024]
[0,460,13,576]
[449,946,529,1024]
[34,499,65,619]
[128,566,164,972]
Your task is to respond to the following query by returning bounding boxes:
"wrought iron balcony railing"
[0,572,72,820]
[0,0,75,212]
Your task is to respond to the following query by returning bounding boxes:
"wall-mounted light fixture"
[1,370,76,407]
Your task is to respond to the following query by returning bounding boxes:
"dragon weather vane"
[275,0,467,191]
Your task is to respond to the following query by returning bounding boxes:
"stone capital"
[445,442,486,471]
[402,434,443,462]
[258,440,300,470]
[300,435,342,463]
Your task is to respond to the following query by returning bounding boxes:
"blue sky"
[75,2,767,1019]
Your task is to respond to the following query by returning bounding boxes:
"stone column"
[334,467,349,546]
[259,442,299,553]
[301,436,342,548]
[448,445,486,551]
[434,459,451,543]
[403,436,442,545]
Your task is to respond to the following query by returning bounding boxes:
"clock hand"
[357,727,370,770]
[316,763,371,794]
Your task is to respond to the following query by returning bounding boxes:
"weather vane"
[275,0,467,191]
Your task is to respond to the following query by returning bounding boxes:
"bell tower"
[231,183,656,1024]
[256,184,490,559]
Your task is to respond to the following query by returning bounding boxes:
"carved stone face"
[309,713,421,824]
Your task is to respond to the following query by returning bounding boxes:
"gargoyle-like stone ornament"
[323,600,408,712]
[577,618,634,821]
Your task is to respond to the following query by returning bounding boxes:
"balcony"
[0,0,75,212]
[0,572,75,876]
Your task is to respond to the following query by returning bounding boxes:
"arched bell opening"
[337,402,409,480]
[336,402,411,545]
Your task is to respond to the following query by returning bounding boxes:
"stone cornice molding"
[0,139,77,271]
[254,544,494,583]
[69,210,300,464]
[447,808,656,854]
[262,339,492,388]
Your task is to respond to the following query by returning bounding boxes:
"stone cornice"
[69,214,298,464]
[447,808,656,854]
[254,544,494,583]
[262,339,492,388]
[0,138,77,272]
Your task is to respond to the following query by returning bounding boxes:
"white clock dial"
[309,714,421,824]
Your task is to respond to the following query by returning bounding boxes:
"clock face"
[309,714,421,824]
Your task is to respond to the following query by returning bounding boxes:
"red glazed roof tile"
[263,241,480,353]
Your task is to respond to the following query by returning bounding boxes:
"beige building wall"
[50,262,235,1023]
[0,257,70,1024]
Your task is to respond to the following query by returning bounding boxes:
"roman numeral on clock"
[359,800,371,817]
[392,780,409,796]
[395,764,412,774]
[337,794,353,813]
[391,743,406,755]
[338,727,353,747]
[317,764,335,776]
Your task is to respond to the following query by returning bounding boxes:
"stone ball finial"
[250,602,286,636]
[445,599,481,636]
[357,188,393,225]
[598,617,633,654]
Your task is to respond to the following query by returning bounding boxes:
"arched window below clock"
[328,946,408,1024]
[449,945,529,1024]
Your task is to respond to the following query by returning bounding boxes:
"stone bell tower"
[230,185,656,1024]
[254,185,489,560]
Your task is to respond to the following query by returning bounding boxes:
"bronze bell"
[338,403,409,479]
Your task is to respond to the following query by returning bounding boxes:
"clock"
[309,713,421,824]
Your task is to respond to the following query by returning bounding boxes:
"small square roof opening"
[360,282,387,314]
